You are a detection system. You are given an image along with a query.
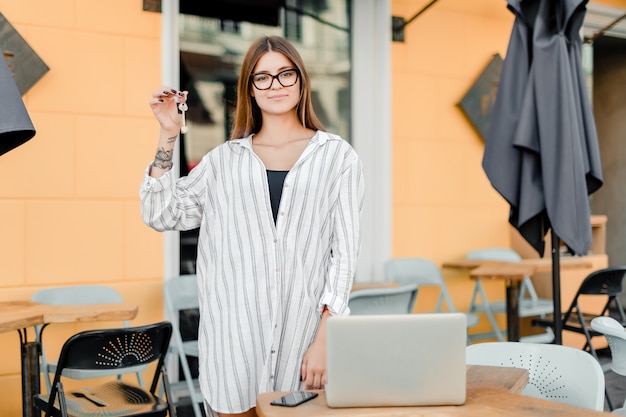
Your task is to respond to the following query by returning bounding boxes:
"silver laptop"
[325,313,467,408]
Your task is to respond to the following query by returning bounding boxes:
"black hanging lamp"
[0,48,35,156]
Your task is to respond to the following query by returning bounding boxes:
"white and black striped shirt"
[140,131,364,414]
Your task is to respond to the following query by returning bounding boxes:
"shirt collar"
[230,130,327,150]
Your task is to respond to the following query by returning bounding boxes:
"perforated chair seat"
[466,341,605,411]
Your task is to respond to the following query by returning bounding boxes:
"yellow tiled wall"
[0,2,162,415]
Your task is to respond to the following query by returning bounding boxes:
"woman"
[140,36,364,417]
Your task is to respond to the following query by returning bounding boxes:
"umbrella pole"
[551,230,562,344]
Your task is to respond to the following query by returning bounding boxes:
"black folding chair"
[533,266,626,357]
[34,321,175,417]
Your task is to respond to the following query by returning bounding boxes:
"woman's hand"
[149,87,188,133]
[301,338,327,389]
[301,309,330,389]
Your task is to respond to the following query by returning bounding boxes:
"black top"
[267,170,289,224]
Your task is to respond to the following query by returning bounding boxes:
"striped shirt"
[140,131,364,414]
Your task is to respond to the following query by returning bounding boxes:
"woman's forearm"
[149,129,179,178]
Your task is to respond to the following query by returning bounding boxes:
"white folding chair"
[466,247,554,343]
[30,285,145,393]
[384,257,480,343]
[466,341,605,411]
[164,275,203,417]
[592,316,626,415]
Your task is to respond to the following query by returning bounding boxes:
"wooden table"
[443,257,592,341]
[256,365,610,417]
[0,300,138,417]
[351,281,398,292]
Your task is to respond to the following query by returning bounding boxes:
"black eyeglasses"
[250,68,300,90]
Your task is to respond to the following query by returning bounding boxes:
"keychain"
[175,96,189,134]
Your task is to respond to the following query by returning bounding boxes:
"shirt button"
[271,349,276,354]
[275,267,280,272]
[280,211,284,216]
[284,183,289,188]
[273,239,277,243]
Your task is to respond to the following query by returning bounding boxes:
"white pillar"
[161,0,181,281]
[351,0,392,281]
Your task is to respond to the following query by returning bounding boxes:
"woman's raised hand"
[149,87,188,133]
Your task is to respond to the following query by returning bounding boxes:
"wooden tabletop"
[0,300,139,333]
[256,388,614,417]
[465,365,527,394]
[41,303,138,323]
[442,256,593,275]
[257,388,610,416]
[256,365,551,417]
[469,263,536,281]
[0,301,45,333]
[468,258,593,282]
[351,282,398,292]
[519,257,593,272]
[442,259,498,270]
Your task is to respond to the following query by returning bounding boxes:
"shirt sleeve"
[139,158,208,232]
[319,146,365,316]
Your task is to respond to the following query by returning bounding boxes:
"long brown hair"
[229,36,325,139]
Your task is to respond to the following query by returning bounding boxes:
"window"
[178,1,351,274]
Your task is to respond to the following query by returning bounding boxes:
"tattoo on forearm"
[153,147,173,170]
[166,135,177,144]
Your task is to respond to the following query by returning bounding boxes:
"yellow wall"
[391,0,514,323]
[390,0,625,334]
[0,2,163,415]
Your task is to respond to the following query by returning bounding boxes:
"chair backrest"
[466,247,540,302]
[31,285,125,305]
[45,321,173,417]
[466,247,521,262]
[164,274,200,312]
[31,285,135,393]
[466,341,605,411]
[348,284,418,315]
[384,257,457,313]
[564,266,626,323]
[591,316,626,376]
[577,266,626,297]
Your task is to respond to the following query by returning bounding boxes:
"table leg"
[21,341,40,417]
[505,281,521,342]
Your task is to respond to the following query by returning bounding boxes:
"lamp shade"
[0,48,35,156]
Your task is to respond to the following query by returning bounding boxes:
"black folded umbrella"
[482,0,603,344]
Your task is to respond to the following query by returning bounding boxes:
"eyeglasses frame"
[250,68,300,90]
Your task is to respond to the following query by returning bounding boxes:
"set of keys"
[175,96,189,134]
